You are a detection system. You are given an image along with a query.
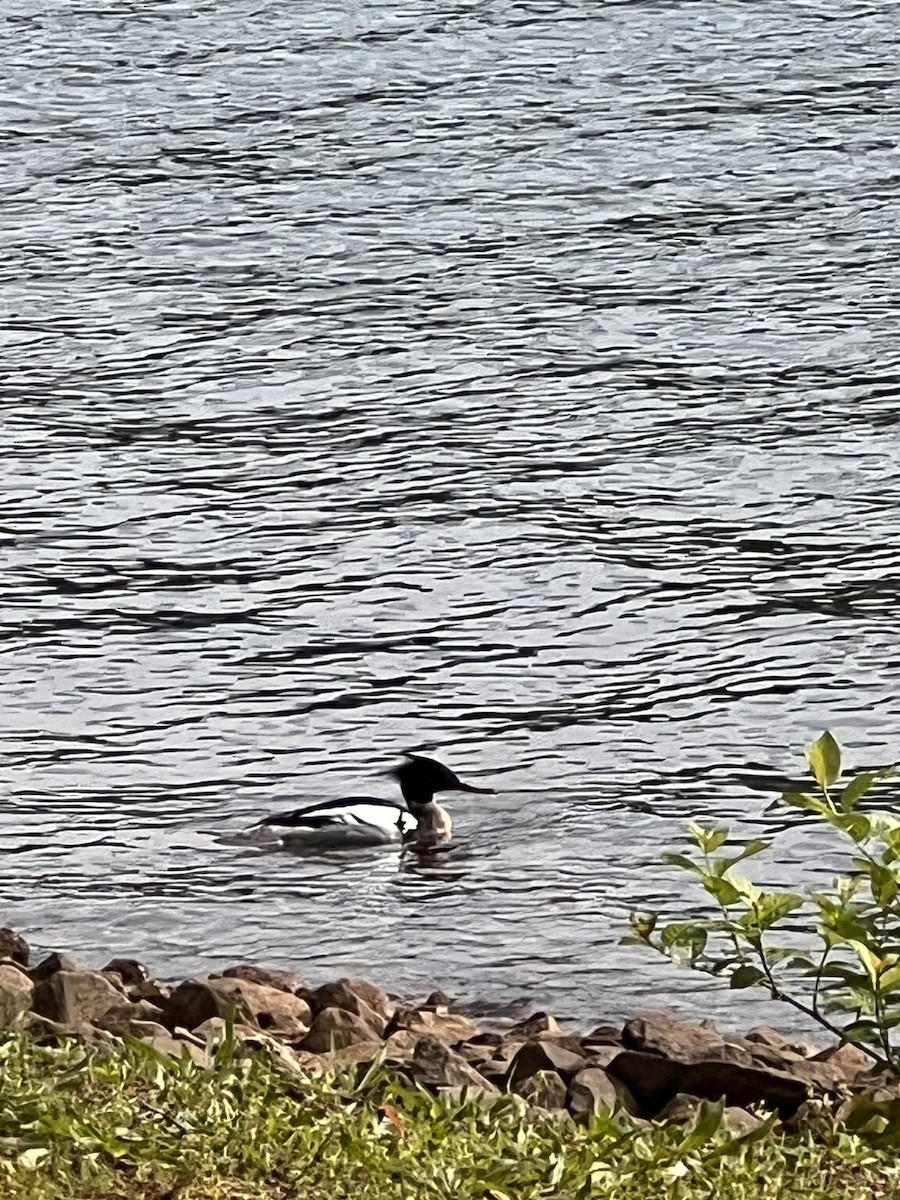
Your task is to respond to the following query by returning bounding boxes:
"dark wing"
[261,795,405,829]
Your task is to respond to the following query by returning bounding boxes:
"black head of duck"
[390,753,494,810]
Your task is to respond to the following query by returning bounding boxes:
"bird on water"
[254,753,493,849]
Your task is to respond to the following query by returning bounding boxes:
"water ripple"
[2,0,899,1029]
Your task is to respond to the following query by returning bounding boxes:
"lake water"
[2,0,900,1032]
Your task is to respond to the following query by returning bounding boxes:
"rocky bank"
[0,928,887,1130]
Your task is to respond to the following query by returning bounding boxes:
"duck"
[253,753,493,849]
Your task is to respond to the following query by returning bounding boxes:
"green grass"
[0,1031,899,1200]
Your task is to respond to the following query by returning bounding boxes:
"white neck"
[415,802,452,845]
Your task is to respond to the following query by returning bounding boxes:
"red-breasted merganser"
[255,754,493,849]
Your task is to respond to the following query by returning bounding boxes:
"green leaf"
[813,905,872,945]
[725,873,759,902]
[688,824,729,854]
[831,876,863,905]
[839,1019,883,1046]
[868,813,900,841]
[660,922,708,961]
[763,948,815,971]
[849,940,882,986]
[677,1098,725,1152]
[868,864,899,907]
[549,1153,565,1187]
[690,930,708,962]
[661,922,692,947]
[660,852,704,876]
[841,768,895,811]
[706,828,729,853]
[729,965,765,989]
[702,876,742,907]
[753,892,804,931]
[715,839,772,874]
[785,955,817,973]
[827,811,871,843]
[816,964,873,988]
[18,1148,49,1169]
[780,791,829,816]
[807,730,842,790]
[842,1095,900,1136]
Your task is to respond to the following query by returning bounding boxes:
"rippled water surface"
[3,0,900,1030]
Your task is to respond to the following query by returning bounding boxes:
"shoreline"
[0,927,876,1126]
[11,933,822,1036]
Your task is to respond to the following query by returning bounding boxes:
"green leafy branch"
[626,732,900,1073]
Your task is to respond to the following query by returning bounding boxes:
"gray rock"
[101,959,149,988]
[457,1042,495,1065]
[306,978,392,1022]
[31,970,125,1027]
[99,971,129,996]
[407,1035,499,1097]
[305,980,388,1036]
[142,1033,212,1068]
[421,990,455,1010]
[466,1031,504,1052]
[658,1093,703,1124]
[0,929,30,967]
[567,1066,620,1121]
[608,1049,809,1118]
[119,1020,170,1040]
[584,1045,623,1070]
[217,964,305,995]
[20,1009,118,1054]
[21,1013,77,1040]
[658,1095,765,1134]
[808,1042,870,1084]
[507,1012,562,1038]
[725,1106,766,1134]
[389,1007,479,1046]
[242,1036,316,1079]
[0,963,33,1028]
[483,1039,524,1068]
[30,953,79,984]
[303,1007,381,1053]
[507,1039,586,1086]
[738,1041,806,1071]
[583,1024,622,1048]
[382,1029,422,1061]
[94,1001,166,1038]
[623,1012,724,1062]
[324,1040,387,1071]
[745,1027,817,1057]
[784,1058,855,1093]
[163,978,311,1039]
[128,978,174,1006]
[744,1026,794,1049]
[479,1059,516,1086]
[193,1017,256,1042]
[160,981,219,1030]
[194,1018,317,1078]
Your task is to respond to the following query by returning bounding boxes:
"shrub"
[627,732,900,1072]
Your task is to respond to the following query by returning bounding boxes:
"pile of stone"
[0,928,884,1129]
